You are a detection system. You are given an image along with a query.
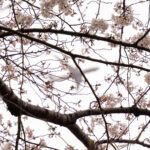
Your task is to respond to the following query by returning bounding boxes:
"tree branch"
[71,106,150,119]
[96,138,150,149]
[66,124,92,148]
[19,28,150,52]
[0,78,75,124]
[1,77,150,148]
[0,26,150,72]
[1,27,150,52]
[0,78,93,148]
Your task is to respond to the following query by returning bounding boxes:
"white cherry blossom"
[89,19,108,33]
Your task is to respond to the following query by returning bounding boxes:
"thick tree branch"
[0,78,75,124]
[0,78,92,148]
[66,124,92,148]
[0,75,150,125]
[1,77,150,148]
[71,106,150,119]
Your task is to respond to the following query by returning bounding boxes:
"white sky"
[0,0,150,150]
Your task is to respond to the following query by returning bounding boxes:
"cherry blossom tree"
[0,0,150,150]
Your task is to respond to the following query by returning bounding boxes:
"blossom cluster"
[40,0,72,18]
[89,19,108,33]
[1,61,17,80]
[112,2,133,27]
[0,142,13,150]
[16,11,33,28]
[108,122,127,137]
[101,94,121,108]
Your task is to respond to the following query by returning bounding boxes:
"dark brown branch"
[0,78,75,124]
[1,77,150,148]
[0,78,92,148]
[1,27,150,52]
[0,26,150,72]
[67,124,91,148]
[18,28,150,52]
[71,106,150,119]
